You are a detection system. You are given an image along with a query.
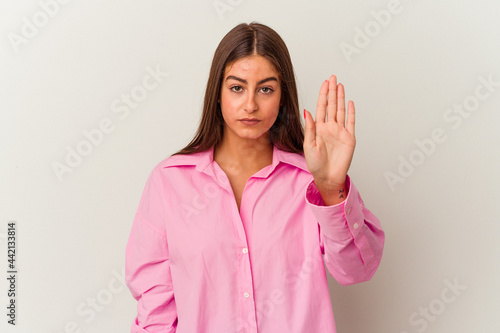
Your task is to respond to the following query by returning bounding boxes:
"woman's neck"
[213,135,273,173]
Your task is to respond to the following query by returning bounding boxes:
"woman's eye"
[229,86,273,93]
[260,87,273,94]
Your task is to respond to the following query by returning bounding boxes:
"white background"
[1,0,499,332]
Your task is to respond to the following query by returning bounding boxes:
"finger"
[316,80,328,124]
[303,108,316,148]
[347,100,355,136]
[327,74,337,122]
[337,83,346,127]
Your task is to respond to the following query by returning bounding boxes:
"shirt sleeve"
[305,175,385,286]
[125,166,178,332]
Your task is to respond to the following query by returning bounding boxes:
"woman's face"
[219,55,282,144]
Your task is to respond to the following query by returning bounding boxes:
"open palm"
[304,74,356,192]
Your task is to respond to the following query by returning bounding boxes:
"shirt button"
[346,207,352,215]
[242,248,248,254]
[353,222,359,229]
[243,292,250,298]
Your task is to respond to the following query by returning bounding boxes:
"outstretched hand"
[303,74,356,204]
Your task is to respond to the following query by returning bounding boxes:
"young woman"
[125,22,385,333]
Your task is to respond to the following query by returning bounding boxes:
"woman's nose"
[244,91,258,112]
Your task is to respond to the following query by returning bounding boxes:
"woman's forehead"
[224,55,279,79]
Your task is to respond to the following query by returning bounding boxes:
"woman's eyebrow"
[225,75,278,85]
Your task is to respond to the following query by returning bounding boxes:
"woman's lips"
[239,119,261,126]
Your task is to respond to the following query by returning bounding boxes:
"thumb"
[303,108,315,148]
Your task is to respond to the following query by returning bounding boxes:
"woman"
[125,22,385,333]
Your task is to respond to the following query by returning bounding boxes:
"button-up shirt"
[125,144,385,333]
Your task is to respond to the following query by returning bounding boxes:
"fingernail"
[303,109,306,120]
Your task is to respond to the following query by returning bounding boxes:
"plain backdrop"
[1,0,499,332]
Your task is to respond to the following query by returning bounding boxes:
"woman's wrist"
[315,181,348,206]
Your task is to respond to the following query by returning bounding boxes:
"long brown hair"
[171,21,304,156]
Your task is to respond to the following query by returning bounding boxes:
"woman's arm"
[305,175,385,285]
[303,75,384,284]
[125,167,178,332]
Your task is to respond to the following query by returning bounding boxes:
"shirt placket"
[213,166,259,333]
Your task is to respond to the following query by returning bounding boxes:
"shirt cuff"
[131,317,177,333]
[305,175,364,242]
[131,319,152,332]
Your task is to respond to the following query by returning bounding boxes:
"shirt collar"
[162,144,309,178]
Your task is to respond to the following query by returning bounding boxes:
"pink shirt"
[125,144,385,333]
